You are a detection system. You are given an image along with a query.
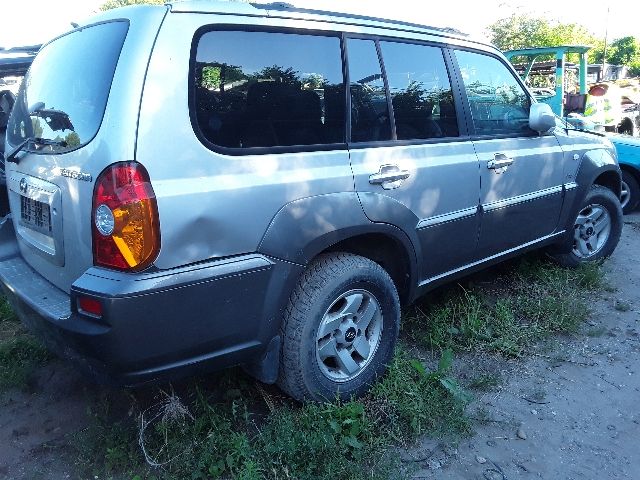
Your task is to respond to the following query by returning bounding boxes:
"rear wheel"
[550,185,622,268]
[621,170,640,214]
[277,253,400,402]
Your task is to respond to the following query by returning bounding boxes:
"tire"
[550,185,622,268]
[277,253,400,402]
[621,170,640,214]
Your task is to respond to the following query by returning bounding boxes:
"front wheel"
[550,185,622,268]
[277,253,400,402]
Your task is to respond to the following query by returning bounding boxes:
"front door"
[346,37,481,281]
[453,49,565,258]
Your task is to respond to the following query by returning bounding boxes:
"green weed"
[405,256,603,356]
[0,336,51,389]
[75,349,470,480]
[468,373,501,391]
[0,297,51,390]
[614,300,631,312]
[370,349,472,439]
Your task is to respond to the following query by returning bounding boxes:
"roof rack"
[249,2,467,37]
[0,45,41,55]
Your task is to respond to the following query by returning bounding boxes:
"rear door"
[347,37,481,281]
[452,49,565,258]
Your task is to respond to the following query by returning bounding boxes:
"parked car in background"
[0,2,623,402]
[1,45,38,213]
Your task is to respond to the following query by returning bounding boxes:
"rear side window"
[454,50,531,136]
[346,39,392,143]
[193,31,345,150]
[7,21,128,153]
[379,41,459,139]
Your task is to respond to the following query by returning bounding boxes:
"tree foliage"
[100,0,164,11]
[100,0,248,9]
[608,36,640,64]
[488,14,603,63]
[606,36,640,75]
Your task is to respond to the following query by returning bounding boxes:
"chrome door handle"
[369,165,411,189]
[487,153,514,170]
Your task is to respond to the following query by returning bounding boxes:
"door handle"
[369,164,411,189]
[487,153,514,170]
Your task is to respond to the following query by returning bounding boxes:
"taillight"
[92,162,160,271]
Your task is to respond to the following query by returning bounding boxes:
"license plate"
[20,196,52,236]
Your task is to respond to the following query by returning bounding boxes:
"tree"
[488,14,601,63]
[100,0,164,11]
[607,36,640,65]
[101,0,247,9]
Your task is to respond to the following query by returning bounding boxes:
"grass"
[468,373,501,391]
[1,253,607,479]
[404,255,604,357]
[74,350,471,480]
[614,300,631,312]
[0,296,51,390]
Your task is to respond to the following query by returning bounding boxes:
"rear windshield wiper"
[4,137,68,164]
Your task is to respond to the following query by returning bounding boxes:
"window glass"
[455,50,531,136]
[193,31,345,149]
[7,21,128,153]
[347,39,392,142]
[380,41,458,139]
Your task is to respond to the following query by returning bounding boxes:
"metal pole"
[601,7,610,81]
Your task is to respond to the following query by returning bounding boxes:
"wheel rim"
[315,289,383,383]
[572,203,611,258]
[620,180,630,210]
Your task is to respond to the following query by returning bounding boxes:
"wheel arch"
[257,192,420,304]
[593,168,622,199]
[555,148,621,250]
[620,162,640,184]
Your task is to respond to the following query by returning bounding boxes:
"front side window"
[346,38,392,143]
[455,50,531,136]
[7,21,128,153]
[380,41,459,139]
[193,31,345,150]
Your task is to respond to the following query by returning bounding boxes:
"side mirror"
[529,103,556,133]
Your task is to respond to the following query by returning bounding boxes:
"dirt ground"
[1,213,639,480]
[406,212,640,480]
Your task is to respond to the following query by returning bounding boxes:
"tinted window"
[380,41,458,139]
[455,50,531,136]
[193,31,345,150]
[7,21,128,153]
[347,39,392,142]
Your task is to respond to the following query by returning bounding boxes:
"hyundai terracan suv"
[0,2,622,401]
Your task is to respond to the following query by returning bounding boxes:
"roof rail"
[0,45,41,54]
[250,3,467,37]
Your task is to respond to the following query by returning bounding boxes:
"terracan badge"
[60,169,92,182]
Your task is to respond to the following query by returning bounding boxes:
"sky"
[1,0,638,49]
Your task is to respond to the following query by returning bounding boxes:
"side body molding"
[257,192,420,296]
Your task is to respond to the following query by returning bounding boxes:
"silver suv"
[0,2,622,401]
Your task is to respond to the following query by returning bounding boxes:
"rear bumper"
[0,217,301,386]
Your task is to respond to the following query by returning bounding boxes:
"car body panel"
[473,134,565,257]
[0,1,621,386]
[350,141,480,280]
[3,6,168,293]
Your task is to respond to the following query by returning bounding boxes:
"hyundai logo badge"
[19,178,27,194]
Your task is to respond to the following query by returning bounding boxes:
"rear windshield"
[6,21,128,154]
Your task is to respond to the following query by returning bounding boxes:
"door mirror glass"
[529,103,556,133]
